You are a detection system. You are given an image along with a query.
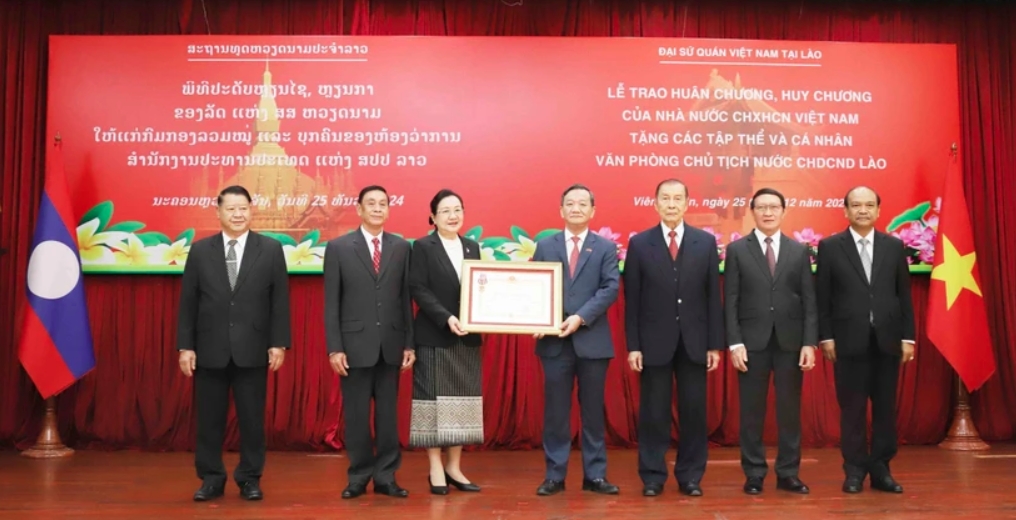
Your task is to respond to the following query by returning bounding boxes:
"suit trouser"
[194,359,267,486]
[738,329,803,479]
[834,327,900,479]
[637,341,708,486]
[342,356,401,486]
[540,340,610,481]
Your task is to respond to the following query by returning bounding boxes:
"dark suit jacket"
[724,231,818,352]
[816,228,915,357]
[532,231,620,360]
[176,231,291,368]
[623,223,723,366]
[323,229,413,367]
[409,232,482,349]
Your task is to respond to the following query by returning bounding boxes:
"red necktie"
[569,236,580,277]
[669,230,678,260]
[372,237,381,274]
[765,237,776,276]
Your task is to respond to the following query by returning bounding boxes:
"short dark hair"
[217,185,251,205]
[844,186,881,207]
[750,187,785,209]
[561,184,595,206]
[655,178,689,198]
[357,185,388,204]
[429,189,464,225]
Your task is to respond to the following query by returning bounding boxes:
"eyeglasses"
[753,204,783,214]
[436,208,463,216]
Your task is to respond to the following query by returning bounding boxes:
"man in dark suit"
[623,178,723,497]
[816,185,916,494]
[724,188,817,495]
[532,184,620,496]
[177,185,290,502]
[324,185,415,499]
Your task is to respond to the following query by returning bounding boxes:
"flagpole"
[21,397,74,458]
[936,142,989,451]
[21,133,75,459]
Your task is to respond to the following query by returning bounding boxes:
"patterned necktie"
[859,238,872,283]
[226,239,238,289]
[569,236,580,277]
[668,230,678,260]
[764,237,776,276]
[372,237,381,274]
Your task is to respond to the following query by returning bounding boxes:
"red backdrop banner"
[48,36,958,273]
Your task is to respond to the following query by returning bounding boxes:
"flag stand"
[21,397,74,458]
[938,376,989,451]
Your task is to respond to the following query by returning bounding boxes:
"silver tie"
[859,238,872,283]
[859,238,872,323]
[226,239,238,289]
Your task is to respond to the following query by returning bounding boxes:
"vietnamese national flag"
[17,136,95,399]
[927,154,995,391]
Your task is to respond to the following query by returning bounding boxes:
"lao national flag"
[17,137,95,399]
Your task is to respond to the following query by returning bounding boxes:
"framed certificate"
[458,260,563,335]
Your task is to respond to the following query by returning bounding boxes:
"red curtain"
[2,0,1014,451]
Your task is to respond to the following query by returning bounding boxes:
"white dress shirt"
[361,226,383,259]
[661,221,684,248]
[565,228,589,260]
[755,228,780,261]
[848,226,873,261]
[223,230,249,271]
[440,234,464,280]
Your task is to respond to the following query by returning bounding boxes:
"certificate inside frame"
[458,260,564,335]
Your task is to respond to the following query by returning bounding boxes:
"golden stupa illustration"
[683,70,819,237]
[189,63,359,239]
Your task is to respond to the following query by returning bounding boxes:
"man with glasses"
[723,187,817,495]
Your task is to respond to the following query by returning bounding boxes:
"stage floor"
[1,446,1014,519]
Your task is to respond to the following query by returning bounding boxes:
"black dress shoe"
[642,483,663,496]
[374,482,409,497]
[743,477,764,495]
[536,479,565,496]
[341,484,367,499]
[446,473,481,492]
[582,478,619,495]
[679,481,703,496]
[871,474,903,493]
[193,482,224,501]
[239,480,263,500]
[777,476,809,494]
[429,476,449,495]
[842,476,863,494]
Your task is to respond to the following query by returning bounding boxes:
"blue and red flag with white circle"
[18,137,95,399]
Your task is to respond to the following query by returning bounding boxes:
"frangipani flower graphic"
[76,218,130,264]
[283,240,325,265]
[112,234,150,265]
[146,238,190,265]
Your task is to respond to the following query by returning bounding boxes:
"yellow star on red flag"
[930,235,982,309]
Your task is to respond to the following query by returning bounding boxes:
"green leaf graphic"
[887,202,931,232]
[533,228,560,242]
[464,226,483,241]
[480,236,511,249]
[136,232,172,247]
[492,250,511,261]
[79,200,114,232]
[510,226,530,242]
[106,221,146,233]
[175,228,195,245]
[300,229,321,246]
[261,232,298,247]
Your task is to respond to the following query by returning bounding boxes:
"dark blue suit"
[623,223,723,486]
[533,231,620,482]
